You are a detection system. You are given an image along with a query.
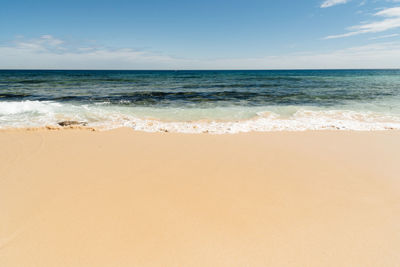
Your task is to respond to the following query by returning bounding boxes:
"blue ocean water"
[1,69,400,133]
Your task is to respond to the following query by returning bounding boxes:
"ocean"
[1,69,400,133]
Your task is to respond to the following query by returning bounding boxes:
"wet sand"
[1,128,400,266]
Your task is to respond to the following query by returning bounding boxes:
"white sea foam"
[1,101,400,133]
[0,100,62,115]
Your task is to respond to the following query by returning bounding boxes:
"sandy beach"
[1,128,400,266]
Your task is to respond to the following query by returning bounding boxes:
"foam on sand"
[1,100,400,133]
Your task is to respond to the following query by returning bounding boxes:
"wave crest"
[1,101,400,133]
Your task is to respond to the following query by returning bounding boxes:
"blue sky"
[1,0,400,69]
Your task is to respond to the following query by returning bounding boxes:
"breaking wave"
[1,100,400,133]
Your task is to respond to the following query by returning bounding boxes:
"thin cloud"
[0,36,184,69]
[1,36,400,69]
[369,33,399,39]
[13,35,65,52]
[325,6,400,39]
[321,0,349,8]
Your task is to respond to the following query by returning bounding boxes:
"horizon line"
[1,68,400,71]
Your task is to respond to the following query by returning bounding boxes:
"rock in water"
[58,121,87,127]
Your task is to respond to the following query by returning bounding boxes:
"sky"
[1,0,400,69]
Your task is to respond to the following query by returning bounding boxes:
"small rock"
[58,121,87,127]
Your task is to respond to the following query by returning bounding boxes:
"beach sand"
[1,128,400,266]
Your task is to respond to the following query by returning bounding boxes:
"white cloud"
[325,6,400,39]
[40,35,64,46]
[0,36,185,69]
[369,33,399,39]
[1,36,400,69]
[204,42,400,69]
[321,0,349,8]
[12,35,65,52]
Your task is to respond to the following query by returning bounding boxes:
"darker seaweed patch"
[0,93,32,99]
[17,79,50,84]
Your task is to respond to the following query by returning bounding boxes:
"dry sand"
[1,128,400,266]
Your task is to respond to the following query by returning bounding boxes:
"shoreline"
[1,129,400,266]
[1,125,400,134]
[2,100,400,133]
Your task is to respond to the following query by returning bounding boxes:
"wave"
[1,100,400,133]
[1,90,395,106]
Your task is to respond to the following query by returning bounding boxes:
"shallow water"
[1,69,400,133]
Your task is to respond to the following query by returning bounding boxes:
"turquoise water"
[1,70,400,133]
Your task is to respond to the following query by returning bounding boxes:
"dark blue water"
[1,69,400,107]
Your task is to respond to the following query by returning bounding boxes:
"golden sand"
[1,128,400,266]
